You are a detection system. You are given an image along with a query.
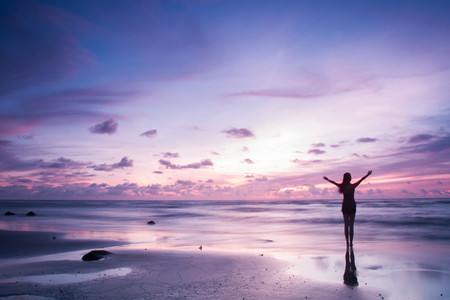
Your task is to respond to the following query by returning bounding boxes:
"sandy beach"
[0,230,391,300]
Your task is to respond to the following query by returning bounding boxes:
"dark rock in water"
[82,250,112,261]
[4,211,16,216]
[26,211,36,216]
[147,220,156,225]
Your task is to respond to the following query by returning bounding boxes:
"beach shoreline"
[0,229,389,300]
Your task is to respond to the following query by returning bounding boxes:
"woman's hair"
[339,172,352,194]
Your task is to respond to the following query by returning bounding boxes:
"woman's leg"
[348,213,355,246]
[343,213,350,246]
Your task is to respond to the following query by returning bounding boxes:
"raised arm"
[323,176,340,187]
[354,170,372,187]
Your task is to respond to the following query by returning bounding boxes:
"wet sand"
[0,230,389,300]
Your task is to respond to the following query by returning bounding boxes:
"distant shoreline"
[1,197,450,201]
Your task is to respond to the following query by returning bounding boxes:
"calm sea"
[1,198,449,254]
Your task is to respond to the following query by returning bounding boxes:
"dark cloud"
[91,157,133,171]
[312,143,326,147]
[89,183,108,188]
[89,119,118,134]
[352,153,369,158]
[246,175,268,182]
[408,134,435,144]
[114,157,133,168]
[106,182,139,196]
[356,137,378,143]
[144,184,162,195]
[162,152,179,158]
[153,171,163,174]
[404,134,450,154]
[222,128,254,138]
[308,149,326,155]
[243,158,254,164]
[141,129,157,138]
[162,180,197,194]
[176,180,196,187]
[159,159,213,169]
[0,181,165,200]
[64,172,95,178]
[39,157,87,169]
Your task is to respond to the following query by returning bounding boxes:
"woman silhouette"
[323,170,372,247]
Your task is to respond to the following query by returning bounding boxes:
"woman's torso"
[341,183,356,213]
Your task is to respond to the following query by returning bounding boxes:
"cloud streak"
[356,137,378,143]
[403,134,450,154]
[141,129,157,138]
[159,159,213,169]
[308,149,326,155]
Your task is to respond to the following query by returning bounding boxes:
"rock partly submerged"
[4,211,36,216]
[82,250,113,261]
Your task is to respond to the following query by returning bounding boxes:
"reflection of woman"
[323,171,372,246]
[343,247,358,286]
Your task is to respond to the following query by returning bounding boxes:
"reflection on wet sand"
[344,246,358,286]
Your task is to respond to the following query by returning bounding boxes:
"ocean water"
[1,198,449,254]
[1,199,450,299]
[0,199,450,251]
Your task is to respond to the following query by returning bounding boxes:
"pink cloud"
[243,158,254,164]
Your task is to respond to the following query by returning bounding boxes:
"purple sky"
[1,0,449,200]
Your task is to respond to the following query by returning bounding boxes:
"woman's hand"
[367,170,372,176]
[323,176,328,180]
